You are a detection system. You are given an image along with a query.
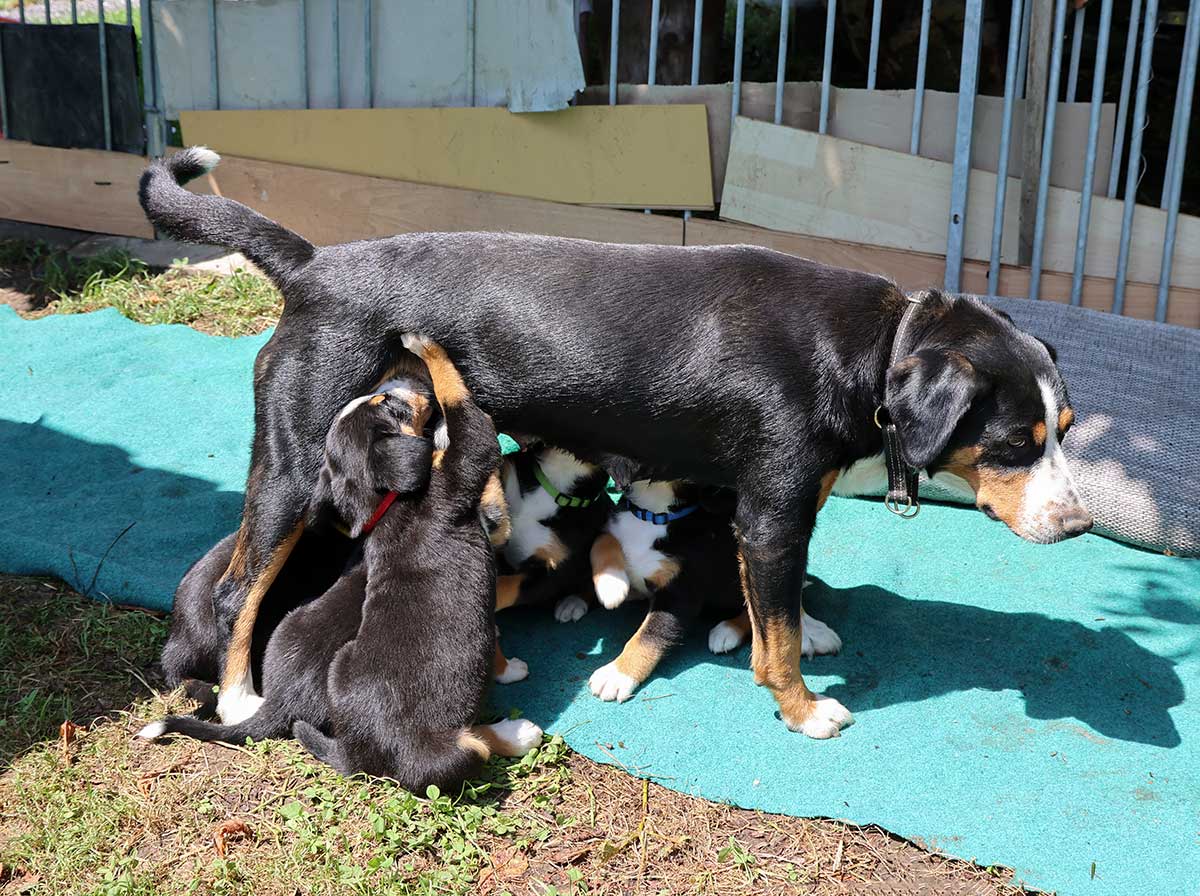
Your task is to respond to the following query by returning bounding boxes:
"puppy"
[495,443,612,628]
[292,334,542,789]
[586,478,743,702]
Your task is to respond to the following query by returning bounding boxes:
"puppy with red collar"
[494,443,612,635]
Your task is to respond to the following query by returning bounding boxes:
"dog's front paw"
[593,569,630,610]
[491,717,544,755]
[786,694,855,739]
[800,612,842,658]
[708,619,747,654]
[554,595,589,623]
[400,332,436,356]
[495,656,529,684]
[589,661,639,702]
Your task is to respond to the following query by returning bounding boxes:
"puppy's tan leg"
[493,640,528,684]
[588,608,681,703]
[480,471,511,547]
[496,573,524,611]
[590,532,630,610]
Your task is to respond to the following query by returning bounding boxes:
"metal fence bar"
[909,0,931,152]
[1112,0,1159,313]
[944,0,983,292]
[731,0,746,125]
[1016,0,1033,96]
[0,34,7,142]
[647,0,661,86]
[1065,4,1085,102]
[364,0,372,107]
[690,0,703,84]
[1028,0,1068,300]
[98,0,112,149]
[867,0,882,90]
[608,0,620,105]
[72,0,78,24]
[466,0,475,106]
[819,0,835,134]
[774,0,790,123]
[1160,3,1196,207]
[301,0,310,108]
[125,0,132,24]
[988,0,1026,296]
[1070,0,1114,305]
[1107,0,1142,196]
[43,0,49,23]
[209,0,219,109]
[1156,0,1200,320]
[18,0,24,25]
[332,0,340,107]
[140,0,164,157]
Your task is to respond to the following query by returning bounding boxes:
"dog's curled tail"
[136,700,289,745]
[293,721,487,792]
[138,147,314,285]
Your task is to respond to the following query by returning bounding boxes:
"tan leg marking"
[481,471,511,546]
[457,729,491,762]
[816,469,838,513]
[590,532,625,582]
[645,556,681,590]
[222,521,305,687]
[612,615,670,684]
[470,722,538,758]
[720,609,752,639]
[432,449,446,470]
[414,340,468,408]
[493,642,511,678]
[533,533,569,570]
[496,573,524,611]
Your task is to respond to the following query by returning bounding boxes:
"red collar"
[359,490,400,536]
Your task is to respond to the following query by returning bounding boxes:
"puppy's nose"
[1059,508,1094,538]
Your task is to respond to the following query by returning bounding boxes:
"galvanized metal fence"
[2,0,1197,324]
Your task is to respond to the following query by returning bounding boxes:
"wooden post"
[1019,0,1053,265]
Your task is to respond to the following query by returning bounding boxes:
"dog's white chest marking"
[502,449,594,568]
[832,453,887,496]
[605,481,676,594]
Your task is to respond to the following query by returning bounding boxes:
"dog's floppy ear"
[310,438,378,538]
[369,434,433,496]
[885,349,984,470]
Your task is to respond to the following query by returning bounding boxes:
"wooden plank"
[181,106,713,210]
[1021,0,1054,264]
[721,118,1200,291]
[686,218,1200,329]
[0,141,153,239]
[192,153,684,247]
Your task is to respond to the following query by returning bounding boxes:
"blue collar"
[623,498,699,525]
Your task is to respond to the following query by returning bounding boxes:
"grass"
[1,241,1041,895]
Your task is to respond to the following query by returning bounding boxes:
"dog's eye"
[1006,434,1027,448]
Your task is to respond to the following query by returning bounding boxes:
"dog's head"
[885,293,1092,544]
[311,381,435,537]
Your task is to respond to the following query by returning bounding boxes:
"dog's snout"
[1057,508,1094,538]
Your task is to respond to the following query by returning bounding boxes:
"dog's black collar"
[876,294,925,519]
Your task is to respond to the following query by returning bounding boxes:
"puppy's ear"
[1035,337,1058,363]
[885,349,984,470]
[370,434,433,496]
[310,420,379,537]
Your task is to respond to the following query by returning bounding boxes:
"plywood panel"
[686,219,1200,330]
[722,118,1200,290]
[0,141,152,239]
[192,153,683,246]
[181,106,713,210]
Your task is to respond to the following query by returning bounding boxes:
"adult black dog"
[140,148,1092,739]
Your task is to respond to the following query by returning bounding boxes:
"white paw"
[492,717,544,755]
[136,720,167,740]
[793,695,855,739]
[708,620,746,654]
[801,612,842,658]
[495,656,529,684]
[217,690,264,726]
[594,570,630,610]
[400,332,433,354]
[554,595,589,623]
[589,661,639,703]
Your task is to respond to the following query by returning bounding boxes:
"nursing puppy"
[495,443,611,628]
[293,334,542,788]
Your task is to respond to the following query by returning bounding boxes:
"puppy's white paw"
[792,695,855,739]
[801,612,842,658]
[491,717,544,755]
[554,594,589,623]
[594,570,630,610]
[589,661,639,703]
[495,656,529,684]
[136,720,167,740]
[400,332,433,354]
[217,691,264,726]
[708,619,747,654]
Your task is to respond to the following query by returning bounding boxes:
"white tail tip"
[137,720,167,740]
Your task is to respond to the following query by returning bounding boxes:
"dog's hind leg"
[735,479,854,739]
[470,718,544,757]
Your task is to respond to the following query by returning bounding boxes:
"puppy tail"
[137,699,287,745]
[138,147,314,286]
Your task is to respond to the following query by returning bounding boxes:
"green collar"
[534,462,603,509]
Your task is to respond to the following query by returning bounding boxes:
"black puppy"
[141,149,1092,739]
[292,334,542,787]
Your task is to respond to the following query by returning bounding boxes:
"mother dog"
[140,148,1091,739]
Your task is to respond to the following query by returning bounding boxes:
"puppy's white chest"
[606,511,669,594]
[502,463,558,567]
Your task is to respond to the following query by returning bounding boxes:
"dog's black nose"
[1059,509,1094,538]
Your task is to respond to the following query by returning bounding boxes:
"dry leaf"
[213,819,251,857]
[59,720,78,765]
